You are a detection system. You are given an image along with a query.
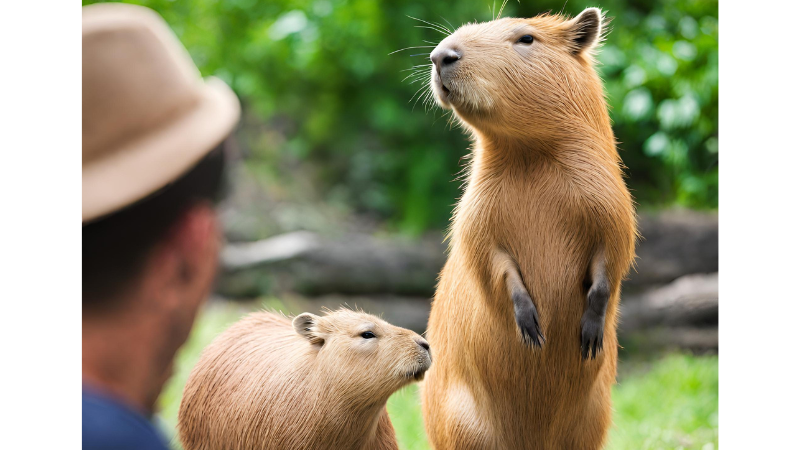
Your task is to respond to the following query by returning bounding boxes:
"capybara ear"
[565,7,604,55]
[293,313,325,346]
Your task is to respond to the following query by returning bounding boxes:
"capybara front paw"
[580,311,605,360]
[515,303,545,348]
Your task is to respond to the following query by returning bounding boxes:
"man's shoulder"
[82,386,170,450]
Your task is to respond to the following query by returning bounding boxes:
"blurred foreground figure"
[82,4,240,449]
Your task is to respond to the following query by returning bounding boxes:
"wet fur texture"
[178,309,431,450]
[421,9,637,450]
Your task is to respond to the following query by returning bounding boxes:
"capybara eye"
[517,35,534,44]
[361,331,376,339]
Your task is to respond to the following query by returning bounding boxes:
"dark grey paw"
[580,311,605,360]
[515,302,545,348]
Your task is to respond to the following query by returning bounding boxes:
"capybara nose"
[415,338,430,353]
[430,47,461,74]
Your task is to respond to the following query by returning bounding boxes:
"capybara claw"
[580,312,604,360]
[516,306,545,348]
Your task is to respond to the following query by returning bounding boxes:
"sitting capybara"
[178,309,432,450]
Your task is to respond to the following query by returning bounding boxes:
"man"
[82,4,240,449]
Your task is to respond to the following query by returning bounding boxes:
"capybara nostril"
[430,47,461,72]
[416,338,430,352]
[442,53,459,65]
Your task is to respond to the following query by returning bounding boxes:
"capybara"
[420,8,637,449]
[178,309,432,450]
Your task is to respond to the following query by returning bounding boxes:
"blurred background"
[84,0,718,449]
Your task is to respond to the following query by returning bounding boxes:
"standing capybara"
[420,8,637,450]
[178,309,432,450]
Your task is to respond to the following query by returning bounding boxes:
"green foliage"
[83,0,718,233]
[598,0,719,209]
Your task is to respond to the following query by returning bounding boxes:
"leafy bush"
[598,0,718,209]
[83,0,718,233]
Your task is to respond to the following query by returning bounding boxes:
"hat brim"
[83,76,240,222]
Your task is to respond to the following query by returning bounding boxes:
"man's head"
[82,3,240,413]
[82,141,227,411]
[82,142,227,314]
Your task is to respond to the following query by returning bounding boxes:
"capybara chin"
[421,8,637,450]
[178,309,432,450]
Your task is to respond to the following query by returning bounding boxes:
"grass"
[387,385,430,450]
[608,354,718,450]
[158,301,718,450]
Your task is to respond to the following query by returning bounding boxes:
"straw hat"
[82,3,240,222]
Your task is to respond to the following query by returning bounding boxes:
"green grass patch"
[608,353,718,450]
[158,303,718,450]
[387,385,429,450]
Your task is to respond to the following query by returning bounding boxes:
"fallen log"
[618,272,718,351]
[217,232,446,298]
[216,209,717,299]
[215,272,719,351]
[620,272,719,331]
[628,209,718,286]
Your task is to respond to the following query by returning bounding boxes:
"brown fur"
[421,9,637,450]
[178,309,431,450]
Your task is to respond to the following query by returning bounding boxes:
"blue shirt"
[83,384,170,450]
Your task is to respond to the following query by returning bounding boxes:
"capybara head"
[429,8,607,139]
[292,309,432,396]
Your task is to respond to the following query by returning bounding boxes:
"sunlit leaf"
[644,132,670,157]
[673,40,698,61]
[623,87,654,121]
[268,10,309,41]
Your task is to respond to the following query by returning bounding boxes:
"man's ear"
[565,7,605,55]
[143,203,219,313]
[293,313,325,346]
